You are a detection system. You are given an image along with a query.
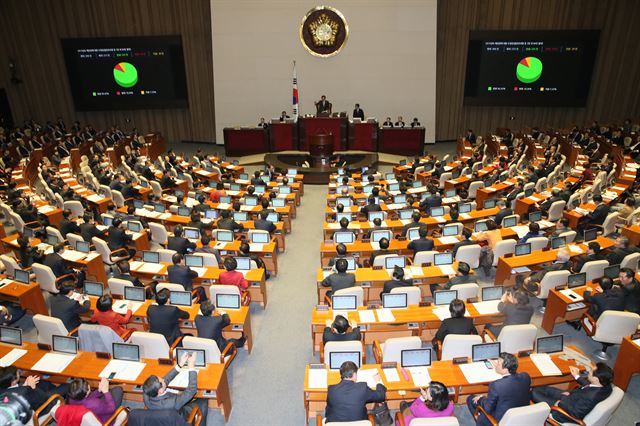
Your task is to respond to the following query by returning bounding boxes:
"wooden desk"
[349,122,378,151]
[309,304,502,354]
[0,277,48,315]
[494,236,615,285]
[540,282,600,334]
[0,342,233,421]
[223,127,269,156]
[613,337,640,391]
[378,128,425,156]
[622,225,640,246]
[475,180,515,207]
[299,117,347,152]
[303,355,578,423]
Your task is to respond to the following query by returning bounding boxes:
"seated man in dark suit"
[237,242,270,279]
[59,209,80,238]
[216,210,244,232]
[143,352,208,423]
[573,242,604,273]
[452,228,476,257]
[583,277,625,320]
[325,361,386,423]
[327,244,353,269]
[620,267,640,314]
[50,280,90,331]
[254,210,276,233]
[493,200,513,227]
[538,188,564,214]
[436,262,476,295]
[360,196,382,216]
[433,299,477,346]
[419,188,442,210]
[577,194,610,238]
[107,218,135,259]
[407,227,434,255]
[79,213,107,242]
[167,253,207,301]
[43,243,75,278]
[368,238,394,267]
[146,289,190,344]
[402,212,426,237]
[380,266,412,298]
[167,225,196,255]
[322,314,361,345]
[526,248,571,285]
[606,236,634,266]
[0,366,69,412]
[115,260,155,297]
[187,213,210,235]
[321,258,355,297]
[533,363,614,424]
[195,300,245,350]
[467,353,531,426]
[486,289,534,336]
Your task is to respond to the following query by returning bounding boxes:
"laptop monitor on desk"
[142,251,159,264]
[551,237,566,249]
[0,326,22,346]
[113,343,141,362]
[472,342,500,362]
[251,232,270,244]
[124,286,146,302]
[474,221,488,232]
[536,335,564,354]
[216,293,241,310]
[170,290,192,307]
[430,207,444,217]
[483,199,496,209]
[482,286,504,301]
[175,348,206,367]
[515,243,531,256]
[233,212,248,222]
[567,273,586,288]
[52,335,78,355]
[399,210,413,220]
[84,281,104,297]
[502,216,517,228]
[442,225,458,237]
[370,230,390,243]
[401,348,432,368]
[272,198,286,208]
[331,295,357,310]
[215,230,234,242]
[382,293,407,309]
[46,234,59,246]
[329,351,360,370]
[75,241,90,253]
[604,264,620,279]
[384,256,406,269]
[528,211,542,223]
[245,197,258,206]
[177,207,191,217]
[584,228,597,242]
[368,211,384,222]
[434,290,457,306]
[185,255,204,268]
[154,204,166,213]
[235,257,251,271]
[14,269,30,284]
[445,189,456,198]
[334,232,355,244]
[434,252,453,266]
[458,203,472,214]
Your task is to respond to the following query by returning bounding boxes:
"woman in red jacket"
[90,294,132,337]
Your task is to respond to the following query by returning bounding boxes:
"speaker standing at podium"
[352,104,365,120]
[315,95,332,115]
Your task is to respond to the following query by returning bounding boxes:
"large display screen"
[464,30,599,107]
[61,36,188,110]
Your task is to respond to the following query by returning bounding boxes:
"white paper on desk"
[560,289,583,302]
[460,213,472,220]
[567,244,583,254]
[611,185,626,191]
[528,196,542,202]
[358,310,376,324]
[216,203,230,210]
[0,349,27,367]
[511,225,530,239]
[308,368,328,389]
[0,278,14,286]
[472,300,501,315]
[37,205,56,214]
[214,242,228,250]
[99,359,146,381]
[191,267,207,277]
[31,353,75,374]
[356,368,380,389]
[168,369,199,388]
[438,265,456,276]
[433,217,446,223]
[410,266,424,277]
[400,219,411,226]
[60,251,86,262]
[511,266,531,274]
[129,261,143,271]
[408,367,431,387]
[485,187,497,192]
[538,220,554,228]
[163,196,178,204]
[86,194,105,203]
[459,362,503,384]
[147,211,161,219]
[159,213,172,220]
[248,243,264,252]
[385,204,405,210]
[433,306,471,320]
[530,353,562,376]
[240,206,254,212]
[383,368,400,383]
[633,338,640,347]
[369,241,380,251]
[113,300,143,315]
[327,223,340,229]
[137,263,165,274]
[407,186,426,194]
[226,191,240,197]
[376,308,395,323]
[333,310,349,320]
[439,236,460,245]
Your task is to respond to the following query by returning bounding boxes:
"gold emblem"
[309,14,338,46]
[300,6,348,58]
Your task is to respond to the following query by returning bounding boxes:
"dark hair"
[339,217,349,228]
[118,260,130,273]
[156,288,170,305]
[619,267,634,279]
[96,294,113,312]
[53,243,65,253]
[449,299,466,318]
[457,262,470,276]
[68,378,90,400]
[593,362,613,386]
[58,280,76,295]
[424,381,450,412]
[593,194,603,203]
[332,315,349,333]
[392,266,405,280]
[418,227,428,238]
[0,366,18,388]
[336,204,344,213]
[462,228,472,240]
[172,253,183,265]
[201,235,211,246]
[62,209,72,219]
[559,218,569,227]
[412,212,421,223]
[599,277,614,291]
[500,352,518,374]
[112,217,122,228]
[379,238,390,249]
[200,300,215,317]
[260,210,269,220]
[239,242,250,254]
[221,210,230,219]
[336,243,347,256]
[373,218,382,226]
[143,375,162,397]
[529,222,540,233]
[339,361,358,380]
[335,258,348,273]
[224,256,237,271]
[588,241,601,253]
[174,225,183,237]
[486,219,498,230]
[514,290,529,305]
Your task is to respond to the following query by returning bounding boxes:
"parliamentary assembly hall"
[0,0,639,425]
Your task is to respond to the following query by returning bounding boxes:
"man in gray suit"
[321,258,355,297]
[143,352,208,422]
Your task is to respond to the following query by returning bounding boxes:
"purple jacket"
[400,398,454,425]
[68,390,116,423]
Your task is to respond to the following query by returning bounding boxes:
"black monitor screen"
[472,342,500,362]
[0,326,22,346]
[536,335,563,354]
[464,30,600,106]
[568,273,586,288]
[113,343,140,362]
[61,36,188,110]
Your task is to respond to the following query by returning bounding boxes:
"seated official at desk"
[432,262,475,295]
[527,248,571,284]
[323,315,361,344]
[0,366,69,412]
[322,258,355,297]
[209,182,226,203]
[381,266,412,298]
[168,225,197,255]
[219,257,250,305]
[467,353,532,426]
[518,222,543,244]
[402,212,427,237]
[352,104,365,120]
[315,95,331,115]
[217,210,245,232]
[399,381,453,424]
[107,218,135,259]
[147,288,190,344]
[360,196,382,215]
[486,290,533,336]
[607,236,637,265]
[195,300,245,350]
[620,267,640,314]
[50,280,90,331]
[369,238,394,267]
[254,210,276,233]
[80,213,107,243]
[327,244,351,269]
[59,209,80,238]
[237,242,270,279]
[90,294,132,337]
[532,363,613,424]
[67,377,123,423]
[382,117,394,128]
[143,352,208,423]
[577,195,610,238]
[16,235,44,268]
[168,253,207,301]
[410,118,421,128]
[419,188,442,210]
[188,212,211,235]
[452,228,476,257]
[325,361,386,423]
[434,299,478,346]
[408,227,434,255]
[583,277,625,320]
[44,243,86,287]
[395,116,406,128]
[573,242,604,272]
[257,117,267,127]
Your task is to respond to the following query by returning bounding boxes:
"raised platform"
[264,152,379,184]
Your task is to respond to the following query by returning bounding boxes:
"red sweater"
[219,270,249,290]
[90,309,132,336]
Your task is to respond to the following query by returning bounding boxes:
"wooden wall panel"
[436,0,640,141]
[0,0,215,143]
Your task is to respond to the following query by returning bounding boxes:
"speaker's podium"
[298,116,347,152]
[308,134,333,166]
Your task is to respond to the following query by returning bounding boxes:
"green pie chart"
[113,62,138,88]
[516,57,543,84]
